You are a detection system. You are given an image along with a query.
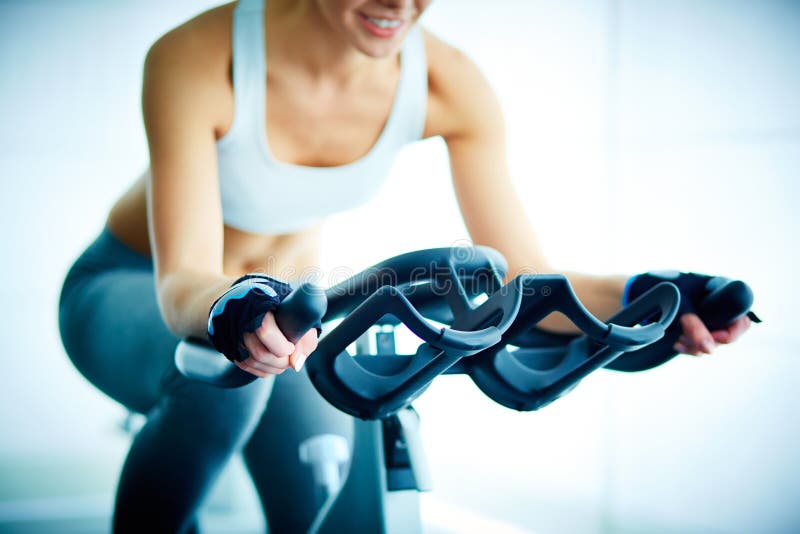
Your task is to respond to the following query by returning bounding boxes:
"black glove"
[207,274,294,362]
[607,270,760,372]
[623,270,760,331]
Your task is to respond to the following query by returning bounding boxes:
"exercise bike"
[175,245,756,533]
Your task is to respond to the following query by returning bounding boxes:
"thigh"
[114,370,274,534]
[243,367,354,534]
[59,267,178,414]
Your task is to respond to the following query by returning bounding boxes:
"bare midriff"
[105,174,319,279]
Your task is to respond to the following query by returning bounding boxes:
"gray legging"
[58,226,353,533]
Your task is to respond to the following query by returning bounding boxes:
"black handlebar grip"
[606,277,759,372]
[697,278,756,331]
[273,283,328,343]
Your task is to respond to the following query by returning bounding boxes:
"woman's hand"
[235,311,319,377]
[674,313,752,356]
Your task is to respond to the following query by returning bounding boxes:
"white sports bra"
[208,0,428,235]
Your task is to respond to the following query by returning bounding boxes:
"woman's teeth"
[367,17,401,29]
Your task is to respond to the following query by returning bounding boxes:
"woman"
[58,0,752,532]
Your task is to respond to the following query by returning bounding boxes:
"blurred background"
[1,0,798,532]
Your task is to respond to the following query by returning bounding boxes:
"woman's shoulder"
[142,3,237,136]
[421,29,471,74]
[146,2,235,76]
[420,28,503,141]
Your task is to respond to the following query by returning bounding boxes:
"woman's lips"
[358,12,407,38]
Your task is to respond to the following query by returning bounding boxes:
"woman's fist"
[674,312,752,356]
[236,311,319,377]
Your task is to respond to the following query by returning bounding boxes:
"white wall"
[0,0,797,532]
[606,1,800,530]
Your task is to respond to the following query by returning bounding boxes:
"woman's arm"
[143,22,314,374]
[142,27,236,339]
[429,40,751,349]
[428,42,626,334]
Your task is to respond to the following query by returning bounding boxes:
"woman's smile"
[357,12,407,38]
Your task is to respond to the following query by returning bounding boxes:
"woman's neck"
[265,0,394,88]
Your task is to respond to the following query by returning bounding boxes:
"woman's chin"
[352,36,406,59]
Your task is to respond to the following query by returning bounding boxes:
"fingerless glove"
[622,270,760,326]
[623,270,714,317]
[207,274,294,362]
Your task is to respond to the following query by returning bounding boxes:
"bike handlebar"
[174,246,754,419]
[323,246,507,321]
